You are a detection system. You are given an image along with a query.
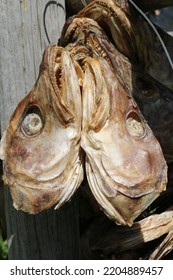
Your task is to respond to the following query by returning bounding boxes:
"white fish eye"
[21,113,43,136]
[126,112,145,138]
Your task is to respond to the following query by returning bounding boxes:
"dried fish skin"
[59,16,105,47]
[78,0,133,56]
[81,57,167,226]
[61,15,168,224]
[61,15,173,164]
[59,15,134,95]
[0,46,83,214]
[77,0,173,90]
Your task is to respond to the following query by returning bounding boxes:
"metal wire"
[129,0,173,69]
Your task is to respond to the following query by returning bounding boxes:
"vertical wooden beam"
[0,0,80,260]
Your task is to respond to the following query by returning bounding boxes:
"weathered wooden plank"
[5,191,80,259]
[0,0,80,259]
[0,0,66,127]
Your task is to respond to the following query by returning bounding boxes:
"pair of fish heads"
[0,45,167,226]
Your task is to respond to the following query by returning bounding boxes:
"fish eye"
[21,107,43,136]
[137,78,158,98]
[126,111,145,138]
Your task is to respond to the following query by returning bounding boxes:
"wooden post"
[0,0,80,260]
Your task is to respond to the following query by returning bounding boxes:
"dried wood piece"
[93,208,173,254]
[149,227,173,259]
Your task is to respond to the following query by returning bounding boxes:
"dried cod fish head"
[78,0,173,91]
[0,45,84,214]
[81,57,167,226]
[59,9,173,163]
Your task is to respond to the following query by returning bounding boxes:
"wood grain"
[0,0,80,260]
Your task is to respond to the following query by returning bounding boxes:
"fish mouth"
[85,154,167,226]
[4,161,83,214]
[9,182,62,214]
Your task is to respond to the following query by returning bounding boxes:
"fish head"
[0,45,83,214]
[81,57,167,225]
